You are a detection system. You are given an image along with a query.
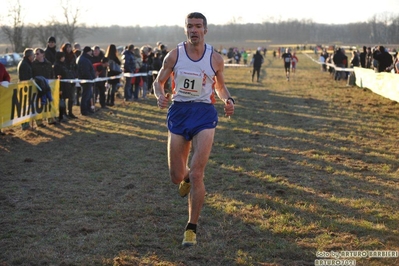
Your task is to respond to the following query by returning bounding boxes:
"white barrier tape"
[303,53,354,72]
[224,63,249,67]
[59,70,159,84]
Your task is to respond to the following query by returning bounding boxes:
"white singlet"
[171,42,216,104]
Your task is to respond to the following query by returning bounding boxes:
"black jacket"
[121,50,136,73]
[32,59,54,79]
[53,60,75,94]
[350,55,360,67]
[373,50,393,72]
[76,53,96,80]
[17,58,33,81]
[333,51,345,65]
[45,46,57,65]
[252,51,264,68]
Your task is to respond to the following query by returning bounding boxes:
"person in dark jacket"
[76,46,96,115]
[53,51,77,121]
[333,47,345,80]
[152,51,162,72]
[18,48,34,82]
[17,48,34,130]
[32,48,54,79]
[281,48,293,81]
[121,44,136,101]
[350,50,360,67]
[60,42,78,115]
[373,45,394,73]
[151,51,162,93]
[45,36,57,65]
[32,47,56,126]
[104,44,122,106]
[251,49,264,82]
[359,46,367,68]
[365,47,373,69]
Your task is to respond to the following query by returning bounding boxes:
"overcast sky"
[7,0,399,27]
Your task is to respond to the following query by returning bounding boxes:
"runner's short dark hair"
[186,12,207,29]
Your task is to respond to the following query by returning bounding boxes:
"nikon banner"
[0,80,60,129]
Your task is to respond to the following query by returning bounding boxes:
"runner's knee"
[169,168,189,184]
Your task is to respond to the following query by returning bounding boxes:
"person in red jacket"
[0,62,11,83]
[291,52,299,74]
[0,62,11,134]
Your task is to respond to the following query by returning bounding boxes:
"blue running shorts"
[167,101,218,141]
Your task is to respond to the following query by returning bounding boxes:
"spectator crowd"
[317,45,399,83]
[3,37,169,130]
[1,39,398,131]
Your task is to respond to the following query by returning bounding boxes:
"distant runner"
[281,48,292,81]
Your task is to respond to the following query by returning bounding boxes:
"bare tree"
[389,16,399,45]
[35,23,62,48]
[58,0,94,44]
[1,0,24,52]
[378,12,393,44]
[23,25,37,48]
[32,0,93,48]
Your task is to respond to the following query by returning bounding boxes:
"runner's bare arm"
[153,49,177,109]
[212,52,234,116]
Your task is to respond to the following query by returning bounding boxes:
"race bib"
[175,70,203,97]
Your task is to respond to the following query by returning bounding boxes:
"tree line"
[94,16,399,48]
[1,0,399,53]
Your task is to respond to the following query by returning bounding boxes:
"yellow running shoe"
[182,230,197,247]
[178,179,191,197]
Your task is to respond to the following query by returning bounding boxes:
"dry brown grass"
[1,53,398,266]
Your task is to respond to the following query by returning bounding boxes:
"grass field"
[1,52,399,266]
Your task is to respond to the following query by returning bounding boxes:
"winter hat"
[48,36,56,43]
[83,46,92,53]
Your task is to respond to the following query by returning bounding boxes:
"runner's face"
[185,18,207,45]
